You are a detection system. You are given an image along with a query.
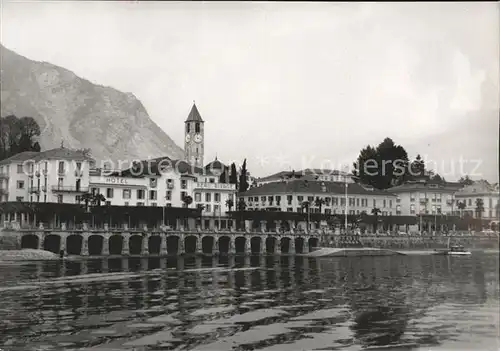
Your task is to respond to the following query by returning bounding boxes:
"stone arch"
[265,236,276,254]
[280,237,291,254]
[166,236,179,255]
[129,235,143,255]
[202,236,214,255]
[66,235,83,255]
[21,234,39,249]
[149,235,162,255]
[43,234,61,254]
[308,237,319,252]
[184,235,198,254]
[295,237,305,254]
[109,235,123,255]
[235,236,246,254]
[218,236,230,254]
[250,236,261,254]
[88,235,104,255]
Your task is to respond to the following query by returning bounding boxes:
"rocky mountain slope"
[0,44,184,165]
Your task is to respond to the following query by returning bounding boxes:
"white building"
[0,148,93,204]
[454,180,499,220]
[388,178,463,216]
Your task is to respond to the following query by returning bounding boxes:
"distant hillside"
[0,44,184,165]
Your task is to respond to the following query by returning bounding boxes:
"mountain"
[0,44,184,166]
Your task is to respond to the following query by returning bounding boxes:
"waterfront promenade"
[1,222,497,256]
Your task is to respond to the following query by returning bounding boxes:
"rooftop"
[389,179,463,193]
[241,179,395,196]
[0,147,94,166]
[257,168,352,182]
[185,103,204,123]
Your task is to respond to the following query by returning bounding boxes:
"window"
[17,164,23,174]
[58,161,65,174]
[214,193,221,202]
[332,197,338,206]
[308,196,314,202]
[206,204,211,212]
[16,196,24,202]
[180,191,187,201]
[58,177,63,188]
[166,191,172,201]
[373,199,376,207]
[57,195,63,203]
[166,179,174,188]
[209,178,215,183]
[186,123,190,133]
[195,192,201,202]
[17,181,25,189]
[341,198,346,205]
[137,202,145,206]
[124,202,129,206]
[287,208,293,212]
[276,196,281,206]
[468,199,472,206]
[195,122,200,133]
[122,189,131,199]
[356,198,360,207]
[151,202,157,207]
[297,196,304,202]
[383,199,386,207]
[205,193,211,202]
[214,204,220,213]
[106,188,114,198]
[181,179,187,189]
[389,200,393,208]
[149,190,157,200]
[137,189,145,200]
[106,201,111,206]
[150,178,157,188]
[76,162,82,170]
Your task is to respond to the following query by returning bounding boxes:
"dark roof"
[0,148,93,165]
[257,168,352,182]
[241,179,395,196]
[118,157,225,178]
[205,159,225,170]
[185,103,204,122]
[389,179,463,193]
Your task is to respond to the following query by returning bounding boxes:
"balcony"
[52,186,88,193]
[74,170,84,177]
[419,198,428,204]
[0,173,9,180]
[29,187,41,194]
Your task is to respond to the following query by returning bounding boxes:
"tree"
[0,115,42,161]
[239,158,249,192]
[182,195,193,208]
[457,201,466,218]
[225,198,234,212]
[458,175,474,186]
[371,207,381,232]
[408,154,426,180]
[353,138,410,189]
[229,163,238,186]
[219,166,228,183]
[475,198,484,220]
[314,197,326,213]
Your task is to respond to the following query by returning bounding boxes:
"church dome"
[205,158,225,176]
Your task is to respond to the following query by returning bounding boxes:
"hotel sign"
[195,182,236,190]
[105,177,128,185]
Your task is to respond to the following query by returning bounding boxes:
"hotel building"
[0,103,237,229]
[454,180,499,220]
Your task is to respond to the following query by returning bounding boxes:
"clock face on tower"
[185,134,191,143]
[194,133,203,143]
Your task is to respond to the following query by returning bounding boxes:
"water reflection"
[0,253,498,350]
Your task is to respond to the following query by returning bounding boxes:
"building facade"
[388,179,463,216]
[454,180,499,220]
[239,179,397,230]
[0,149,93,204]
[0,103,237,230]
[255,169,355,187]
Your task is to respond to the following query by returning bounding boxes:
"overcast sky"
[1,2,498,181]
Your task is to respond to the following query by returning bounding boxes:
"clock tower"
[184,102,204,168]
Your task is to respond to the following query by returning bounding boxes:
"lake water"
[0,253,499,351]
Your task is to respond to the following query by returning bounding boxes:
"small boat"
[447,245,471,256]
